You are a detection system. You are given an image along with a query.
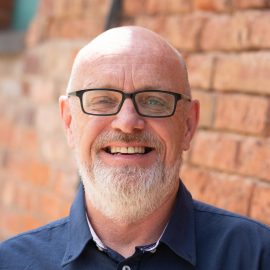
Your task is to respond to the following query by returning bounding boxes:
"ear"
[183,100,200,151]
[59,95,75,148]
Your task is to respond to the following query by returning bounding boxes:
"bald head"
[67,26,190,95]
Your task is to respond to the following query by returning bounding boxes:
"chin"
[79,155,182,224]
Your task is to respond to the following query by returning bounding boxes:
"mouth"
[103,146,154,155]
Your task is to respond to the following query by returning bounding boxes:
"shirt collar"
[62,184,93,266]
[61,181,196,266]
[161,181,196,266]
[86,211,168,253]
[86,213,106,250]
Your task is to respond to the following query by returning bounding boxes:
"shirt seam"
[194,202,270,232]
[3,218,69,243]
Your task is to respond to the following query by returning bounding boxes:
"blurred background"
[0,0,270,241]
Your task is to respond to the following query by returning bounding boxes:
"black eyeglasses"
[68,88,191,118]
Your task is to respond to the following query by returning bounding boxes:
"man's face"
[60,33,198,223]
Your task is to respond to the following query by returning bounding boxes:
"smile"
[104,146,153,155]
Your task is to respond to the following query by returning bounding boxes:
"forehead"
[68,27,187,92]
[72,53,185,92]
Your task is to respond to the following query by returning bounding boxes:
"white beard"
[76,131,181,224]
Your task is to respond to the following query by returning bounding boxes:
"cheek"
[72,115,110,161]
[153,118,186,164]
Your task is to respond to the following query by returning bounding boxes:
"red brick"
[181,165,253,215]
[65,0,86,18]
[1,180,16,207]
[38,0,54,16]
[0,78,22,97]
[134,14,204,51]
[16,186,40,213]
[1,180,39,213]
[200,13,252,51]
[0,55,22,77]
[0,0,13,29]
[87,0,110,17]
[135,16,167,36]
[6,154,51,187]
[9,126,39,156]
[192,90,216,128]
[52,0,68,18]
[237,138,270,182]
[40,0,109,18]
[235,0,270,9]
[186,54,215,89]
[123,0,191,17]
[215,93,270,135]
[214,52,270,94]
[194,0,233,12]
[26,17,49,48]
[190,131,241,172]
[0,0,13,9]
[35,105,74,164]
[123,0,145,16]
[250,184,270,226]
[48,17,104,40]
[2,209,42,237]
[24,52,41,74]
[146,0,191,14]
[38,191,70,220]
[28,78,56,103]
[22,161,50,187]
[0,118,13,148]
[163,14,207,51]
[250,12,270,49]
[25,41,81,81]
[51,169,78,200]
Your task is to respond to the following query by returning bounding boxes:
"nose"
[111,98,145,133]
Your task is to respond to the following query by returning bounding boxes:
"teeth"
[128,147,135,154]
[110,146,146,154]
[120,147,128,153]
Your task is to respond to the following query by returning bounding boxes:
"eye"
[146,97,166,106]
[139,95,167,108]
[90,96,117,105]
[83,92,120,113]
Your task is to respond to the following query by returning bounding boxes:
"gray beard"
[77,154,181,224]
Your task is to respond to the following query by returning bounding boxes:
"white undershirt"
[85,213,166,253]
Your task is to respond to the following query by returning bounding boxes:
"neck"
[85,188,178,258]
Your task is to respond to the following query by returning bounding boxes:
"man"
[0,26,269,269]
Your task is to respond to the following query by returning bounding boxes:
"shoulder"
[0,217,69,269]
[193,200,270,244]
[194,200,270,229]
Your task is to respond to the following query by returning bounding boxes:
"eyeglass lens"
[82,90,176,116]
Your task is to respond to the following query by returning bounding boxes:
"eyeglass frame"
[67,88,192,118]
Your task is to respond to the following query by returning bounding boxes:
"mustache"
[93,131,164,151]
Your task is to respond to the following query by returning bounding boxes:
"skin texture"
[59,26,199,258]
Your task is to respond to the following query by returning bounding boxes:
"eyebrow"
[136,85,167,91]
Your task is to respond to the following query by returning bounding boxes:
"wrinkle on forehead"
[67,26,190,94]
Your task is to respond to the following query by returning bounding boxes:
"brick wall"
[0,0,270,240]
[0,0,13,29]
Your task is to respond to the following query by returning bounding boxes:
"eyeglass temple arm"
[179,93,192,102]
[67,92,78,97]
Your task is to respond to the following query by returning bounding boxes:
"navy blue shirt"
[1,182,270,269]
